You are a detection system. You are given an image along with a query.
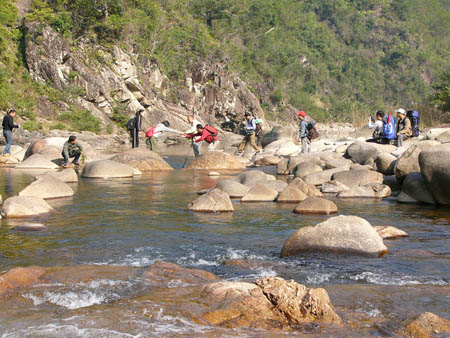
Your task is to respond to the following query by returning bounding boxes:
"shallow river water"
[0,157,449,337]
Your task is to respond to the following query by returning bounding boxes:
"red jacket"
[186,128,218,144]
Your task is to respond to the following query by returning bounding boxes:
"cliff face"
[24,22,265,132]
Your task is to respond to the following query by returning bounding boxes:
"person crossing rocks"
[2,108,20,156]
[145,121,183,152]
[237,112,261,155]
[184,124,219,156]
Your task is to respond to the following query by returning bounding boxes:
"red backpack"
[145,127,155,138]
[204,125,218,137]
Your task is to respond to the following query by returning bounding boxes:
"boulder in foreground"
[19,176,74,199]
[281,215,388,257]
[2,196,53,218]
[185,151,245,170]
[187,189,234,212]
[81,160,136,178]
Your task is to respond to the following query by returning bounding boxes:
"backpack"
[145,127,155,138]
[204,125,218,142]
[307,120,320,140]
[382,113,396,140]
[255,123,263,137]
[407,110,420,137]
[126,117,136,131]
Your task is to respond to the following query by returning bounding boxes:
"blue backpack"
[407,110,420,137]
[382,113,396,140]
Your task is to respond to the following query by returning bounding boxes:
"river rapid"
[0,157,449,337]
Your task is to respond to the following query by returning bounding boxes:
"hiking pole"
[182,140,193,168]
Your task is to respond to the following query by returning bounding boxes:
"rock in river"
[19,175,74,199]
[0,266,45,295]
[281,215,388,257]
[2,196,53,218]
[241,183,279,202]
[293,196,338,214]
[185,151,245,170]
[374,226,409,239]
[216,179,250,198]
[81,160,137,178]
[15,154,59,170]
[187,189,234,212]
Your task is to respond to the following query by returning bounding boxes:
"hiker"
[367,111,385,143]
[184,124,219,155]
[396,108,412,147]
[2,108,20,156]
[62,135,83,168]
[184,115,203,157]
[255,118,264,146]
[297,110,311,153]
[145,120,183,152]
[237,112,260,155]
[128,109,143,148]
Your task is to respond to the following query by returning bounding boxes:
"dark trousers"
[131,129,139,148]
[63,150,81,165]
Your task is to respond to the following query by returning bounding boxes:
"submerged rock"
[142,261,217,285]
[2,196,53,218]
[81,160,136,178]
[293,196,338,215]
[374,226,409,239]
[185,151,245,170]
[0,266,45,295]
[187,189,234,212]
[13,223,47,232]
[281,215,388,257]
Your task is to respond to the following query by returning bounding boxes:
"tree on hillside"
[191,0,231,27]
[432,72,450,112]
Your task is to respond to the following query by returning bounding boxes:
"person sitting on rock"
[2,108,20,156]
[237,112,261,155]
[184,124,219,155]
[297,110,311,153]
[367,111,385,143]
[62,135,83,168]
[396,108,412,147]
[145,120,183,152]
[184,115,203,157]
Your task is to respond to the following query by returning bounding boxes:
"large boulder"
[201,276,341,329]
[302,168,346,186]
[216,179,250,198]
[260,126,295,147]
[426,128,450,140]
[396,191,420,204]
[281,215,388,257]
[19,176,74,199]
[277,155,322,175]
[81,160,136,178]
[185,151,245,170]
[293,196,338,214]
[419,143,450,205]
[337,184,391,199]
[15,154,59,170]
[323,158,352,170]
[293,162,323,178]
[383,175,402,192]
[111,147,173,171]
[288,178,322,197]
[2,196,53,218]
[233,170,270,187]
[331,170,383,187]
[187,189,234,212]
[36,168,78,183]
[24,139,61,161]
[241,183,279,202]
[375,153,397,175]
[264,180,288,192]
[277,186,308,203]
[263,139,300,156]
[401,172,435,204]
[345,141,380,164]
[321,180,350,194]
[435,129,450,143]
[0,266,45,295]
[394,141,439,183]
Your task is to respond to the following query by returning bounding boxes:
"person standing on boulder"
[184,124,219,155]
[396,108,412,147]
[145,120,183,152]
[62,135,83,168]
[131,109,143,148]
[185,115,202,157]
[237,112,261,155]
[2,108,20,156]
[297,110,311,153]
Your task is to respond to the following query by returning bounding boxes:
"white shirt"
[152,123,182,138]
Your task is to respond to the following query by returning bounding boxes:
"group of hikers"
[367,108,420,146]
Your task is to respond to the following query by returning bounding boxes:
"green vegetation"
[1,0,449,130]
[57,109,102,133]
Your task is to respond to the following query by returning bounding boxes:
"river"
[0,157,449,337]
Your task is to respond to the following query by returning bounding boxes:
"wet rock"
[0,154,20,165]
[419,144,450,205]
[402,172,435,204]
[37,168,78,183]
[288,178,322,197]
[81,160,136,178]
[293,162,323,178]
[111,147,172,171]
[19,175,74,199]
[321,180,350,194]
[142,261,217,285]
[2,196,53,218]
[374,226,409,239]
[187,189,234,212]
[397,191,419,204]
[302,168,346,186]
[241,183,278,202]
[260,156,281,166]
[0,266,45,295]
[13,223,47,231]
[264,180,288,192]
[401,312,450,338]
[281,215,388,257]
[277,186,308,203]
[375,153,397,175]
[216,179,250,198]
[293,196,338,215]
[332,170,383,187]
[337,184,391,199]
[202,276,341,329]
[345,141,380,164]
[395,141,439,184]
[15,154,59,170]
[185,151,245,170]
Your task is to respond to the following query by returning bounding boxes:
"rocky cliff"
[24,22,265,133]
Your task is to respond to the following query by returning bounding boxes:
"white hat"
[395,108,406,115]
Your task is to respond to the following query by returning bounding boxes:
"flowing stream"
[0,157,449,337]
